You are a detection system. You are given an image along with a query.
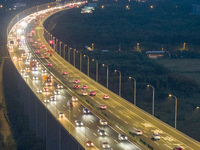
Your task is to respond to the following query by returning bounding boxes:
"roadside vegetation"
[44,0,200,141]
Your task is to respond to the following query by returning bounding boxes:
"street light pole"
[169,94,177,129]
[92,59,98,82]
[53,37,55,51]
[79,52,82,71]
[63,44,66,60]
[129,77,136,105]
[68,47,71,63]
[102,64,109,89]
[73,49,76,67]
[59,41,62,56]
[84,55,89,76]
[115,70,121,96]
[147,85,155,116]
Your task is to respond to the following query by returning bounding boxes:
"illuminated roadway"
[8,2,141,150]
[8,2,200,150]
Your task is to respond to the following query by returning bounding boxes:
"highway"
[7,2,141,150]
[7,1,200,150]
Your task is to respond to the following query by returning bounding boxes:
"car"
[98,129,108,136]
[152,133,160,140]
[71,96,78,102]
[75,120,83,126]
[173,147,184,150]
[83,108,90,114]
[134,129,143,135]
[74,85,79,89]
[86,140,94,147]
[37,62,41,67]
[74,80,79,84]
[103,95,109,99]
[82,85,88,90]
[23,73,29,78]
[33,76,38,80]
[100,140,110,149]
[82,92,88,96]
[50,96,56,101]
[44,99,50,103]
[13,56,17,60]
[99,119,107,125]
[100,104,107,110]
[47,63,52,66]
[21,69,25,73]
[43,87,48,92]
[36,50,40,54]
[25,58,30,62]
[18,57,23,61]
[57,84,63,89]
[118,134,128,141]
[69,102,73,107]
[90,91,96,96]
[59,112,64,118]
[54,90,60,95]
[36,89,42,94]
[42,69,47,73]
[63,71,68,75]
[25,67,30,71]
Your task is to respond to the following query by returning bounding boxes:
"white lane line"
[114,139,118,144]
[154,142,159,145]
[93,133,97,136]
[143,134,148,137]
[90,120,94,123]
[73,115,76,118]
[112,106,115,108]
[109,110,113,113]
[97,126,100,129]
[78,109,81,112]
[63,105,66,107]
[116,115,120,119]
[164,144,172,149]
[124,121,128,124]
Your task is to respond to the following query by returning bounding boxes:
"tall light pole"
[73,49,76,66]
[68,47,71,63]
[53,37,55,51]
[59,41,62,56]
[147,84,155,116]
[102,64,109,89]
[92,59,98,82]
[115,70,121,97]
[169,94,177,129]
[84,55,89,76]
[63,44,66,60]
[129,77,136,105]
[79,51,82,71]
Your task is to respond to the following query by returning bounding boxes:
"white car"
[24,73,29,78]
[82,92,88,96]
[42,69,47,73]
[83,108,90,114]
[134,129,143,135]
[44,99,50,103]
[103,95,109,99]
[59,112,64,118]
[98,129,108,136]
[18,57,23,61]
[152,133,160,140]
[100,140,110,149]
[43,87,48,92]
[50,96,56,101]
[21,69,25,73]
[75,120,83,126]
[33,76,38,80]
[71,96,78,102]
[99,119,107,125]
[36,89,42,94]
[54,90,60,95]
[118,134,128,141]
[57,84,63,89]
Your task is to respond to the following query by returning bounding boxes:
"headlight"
[108,145,110,148]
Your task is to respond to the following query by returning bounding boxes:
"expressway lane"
[7,2,141,150]
[28,5,200,150]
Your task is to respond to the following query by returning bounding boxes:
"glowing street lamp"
[169,94,178,129]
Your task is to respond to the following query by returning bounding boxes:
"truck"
[30,60,37,71]
[48,49,53,56]
[42,75,52,86]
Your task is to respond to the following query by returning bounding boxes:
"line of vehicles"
[7,2,186,150]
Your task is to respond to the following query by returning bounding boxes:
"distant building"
[192,4,200,15]
[146,51,169,59]
[13,2,26,10]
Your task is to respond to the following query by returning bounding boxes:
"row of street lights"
[44,29,181,129]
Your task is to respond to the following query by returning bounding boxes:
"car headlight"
[125,137,127,139]
[100,133,102,135]
[108,145,110,148]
